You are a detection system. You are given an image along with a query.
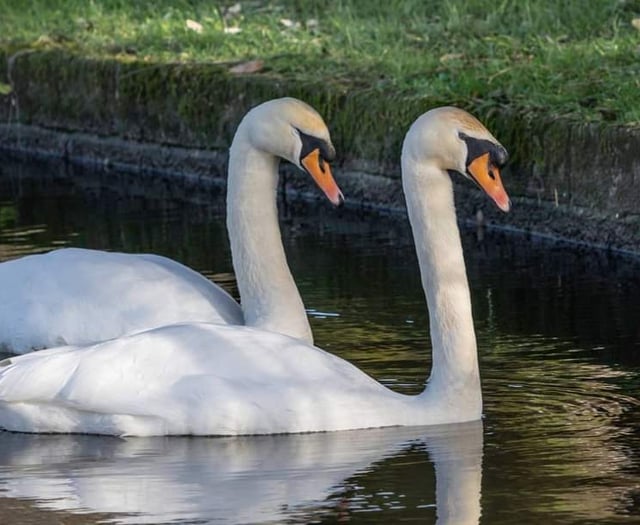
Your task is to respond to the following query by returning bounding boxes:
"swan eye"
[458,132,508,171]
[296,128,335,164]
[493,145,509,168]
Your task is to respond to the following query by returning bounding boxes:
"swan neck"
[402,158,481,406]
[227,127,312,343]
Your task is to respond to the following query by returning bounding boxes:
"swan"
[0,98,342,354]
[0,106,510,436]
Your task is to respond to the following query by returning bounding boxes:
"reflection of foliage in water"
[0,203,16,229]
[0,202,44,260]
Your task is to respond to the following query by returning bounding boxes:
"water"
[0,157,639,524]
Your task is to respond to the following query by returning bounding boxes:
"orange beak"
[301,149,343,206]
[467,152,511,212]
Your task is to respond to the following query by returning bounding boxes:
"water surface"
[0,157,639,524]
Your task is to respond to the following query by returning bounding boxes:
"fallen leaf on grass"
[439,53,463,63]
[224,26,242,34]
[632,18,640,31]
[186,19,203,33]
[280,18,301,30]
[229,60,264,74]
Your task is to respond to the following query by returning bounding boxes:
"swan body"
[0,105,510,436]
[0,322,476,436]
[0,98,342,354]
[0,249,242,353]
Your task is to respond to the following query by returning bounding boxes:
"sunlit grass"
[1,0,639,123]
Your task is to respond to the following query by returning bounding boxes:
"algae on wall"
[3,50,429,168]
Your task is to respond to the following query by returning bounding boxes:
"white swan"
[0,98,342,353]
[0,106,510,436]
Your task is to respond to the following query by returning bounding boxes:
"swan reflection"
[0,421,482,524]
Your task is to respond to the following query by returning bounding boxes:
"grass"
[0,0,639,124]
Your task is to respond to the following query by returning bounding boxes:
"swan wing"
[0,248,243,354]
[0,323,398,436]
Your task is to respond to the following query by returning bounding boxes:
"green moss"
[3,47,640,215]
[4,50,437,164]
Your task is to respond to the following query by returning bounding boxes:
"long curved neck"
[227,126,313,343]
[402,158,481,412]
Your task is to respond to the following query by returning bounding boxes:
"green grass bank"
[0,1,639,252]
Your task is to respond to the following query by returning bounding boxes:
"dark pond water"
[0,156,639,524]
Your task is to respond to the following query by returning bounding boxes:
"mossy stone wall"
[1,50,639,218]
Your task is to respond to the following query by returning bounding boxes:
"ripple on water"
[479,332,640,524]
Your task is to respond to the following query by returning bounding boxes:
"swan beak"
[467,152,511,212]
[301,148,344,206]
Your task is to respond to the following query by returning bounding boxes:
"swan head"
[402,107,511,212]
[243,97,343,206]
